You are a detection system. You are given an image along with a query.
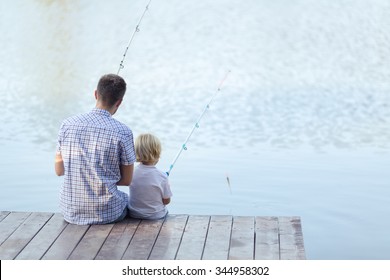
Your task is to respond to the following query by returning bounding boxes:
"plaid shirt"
[56,108,135,225]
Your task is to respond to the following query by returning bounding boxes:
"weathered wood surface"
[255,216,280,260]
[0,211,306,260]
[229,216,255,260]
[202,215,232,260]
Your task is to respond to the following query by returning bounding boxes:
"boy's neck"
[142,161,157,166]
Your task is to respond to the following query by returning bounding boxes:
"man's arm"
[117,164,134,186]
[55,152,65,176]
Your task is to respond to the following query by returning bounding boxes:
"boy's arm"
[162,178,172,205]
[162,198,171,205]
[117,164,134,186]
[55,152,65,176]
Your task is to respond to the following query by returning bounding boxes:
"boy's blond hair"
[135,133,161,164]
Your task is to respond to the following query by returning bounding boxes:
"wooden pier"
[0,211,305,260]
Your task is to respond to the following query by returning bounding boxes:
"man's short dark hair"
[97,74,127,107]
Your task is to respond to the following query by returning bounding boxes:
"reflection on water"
[1,0,389,151]
[0,0,390,259]
[0,0,87,145]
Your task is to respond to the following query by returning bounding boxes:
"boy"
[128,133,172,219]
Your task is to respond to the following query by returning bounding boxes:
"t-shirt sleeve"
[162,178,172,199]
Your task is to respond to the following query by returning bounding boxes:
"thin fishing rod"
[167,70,231,176]
[117,0,152,75]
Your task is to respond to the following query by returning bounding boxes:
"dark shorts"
[112,207,128,223]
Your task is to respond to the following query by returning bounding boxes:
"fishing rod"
[117,0,152,75]
[167,70,231,176]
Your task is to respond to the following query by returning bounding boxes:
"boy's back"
[128,163,172,219]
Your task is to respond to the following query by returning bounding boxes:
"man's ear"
[115,98,123,108]
[94,90,98,100]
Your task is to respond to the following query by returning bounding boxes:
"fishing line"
[167,70,231,176]
[117,0,152,75]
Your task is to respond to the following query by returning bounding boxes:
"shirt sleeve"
[120,129,136,165]
[56,123,64,154]
[162,178,172,199]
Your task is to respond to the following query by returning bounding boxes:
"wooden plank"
[0,211,305,260]
[0,212,53,260]
[255,216,279,260]
[41,223,90,260]
[149,215,188,260]
[279,216,305,260]
[122,218,164,260]
[175,215,210,260]
[202,215,232,260]
[0,211,10,222]
[16,213,68,260]
[0,212,31,245]
[67,223,114,260]
[95,218,141,260]
[229,216,255,260]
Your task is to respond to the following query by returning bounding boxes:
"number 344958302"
[215,266,269,276]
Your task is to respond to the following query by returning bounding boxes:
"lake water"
[0,0,389,260]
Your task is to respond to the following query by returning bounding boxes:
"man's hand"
[55,152,65,176]
[117,164,134,186]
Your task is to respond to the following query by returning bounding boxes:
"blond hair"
[135,133,161,164]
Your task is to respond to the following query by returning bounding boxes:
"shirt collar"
[139,163,156,168]
[91,108,112,117]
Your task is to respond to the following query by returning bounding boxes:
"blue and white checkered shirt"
[56,108,135,225]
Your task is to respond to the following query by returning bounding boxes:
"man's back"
[57,108,135,224]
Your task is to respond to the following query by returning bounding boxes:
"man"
[55,74,135,225]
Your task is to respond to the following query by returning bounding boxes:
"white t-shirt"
[128,163,172,219]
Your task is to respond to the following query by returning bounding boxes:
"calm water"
[1,0,390,259]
